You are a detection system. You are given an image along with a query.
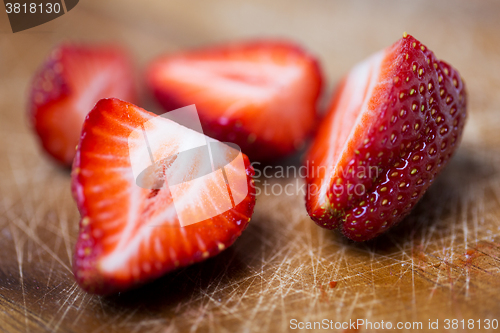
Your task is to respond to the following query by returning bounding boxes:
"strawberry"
[146,40,322,161]
[28,44,136,166]
[305,33,467,241]
[71,98,256,294]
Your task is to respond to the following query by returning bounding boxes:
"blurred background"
[1,1,500,332]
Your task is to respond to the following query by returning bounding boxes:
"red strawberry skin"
[146,40,322,162]
[305,34,467,241]
[28,44,136,166]
[71,98,256,295]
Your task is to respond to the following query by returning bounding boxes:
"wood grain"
[1,0,500,332]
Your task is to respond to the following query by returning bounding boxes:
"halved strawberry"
[305,33,467,241]
[71,98,255,294]
[146,40,322,161]
[28,44,136,166]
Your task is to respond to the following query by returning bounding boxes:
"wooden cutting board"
[1,0,500,332]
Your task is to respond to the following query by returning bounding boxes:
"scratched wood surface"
[1,0,500,332]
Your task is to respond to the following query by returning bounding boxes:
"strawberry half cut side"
[146,40,322,162]
[28,44,136,166]
[71,98,256,294]
[305,34,467,241]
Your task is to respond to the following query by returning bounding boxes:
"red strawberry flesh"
[71,98,256,294]
[146,40,322,161]
[305,34,467,241]
[28,44,136,165]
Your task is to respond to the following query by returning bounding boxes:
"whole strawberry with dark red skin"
[28,44,136,166]
[305,34,467,241]
[146,40,322,162]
